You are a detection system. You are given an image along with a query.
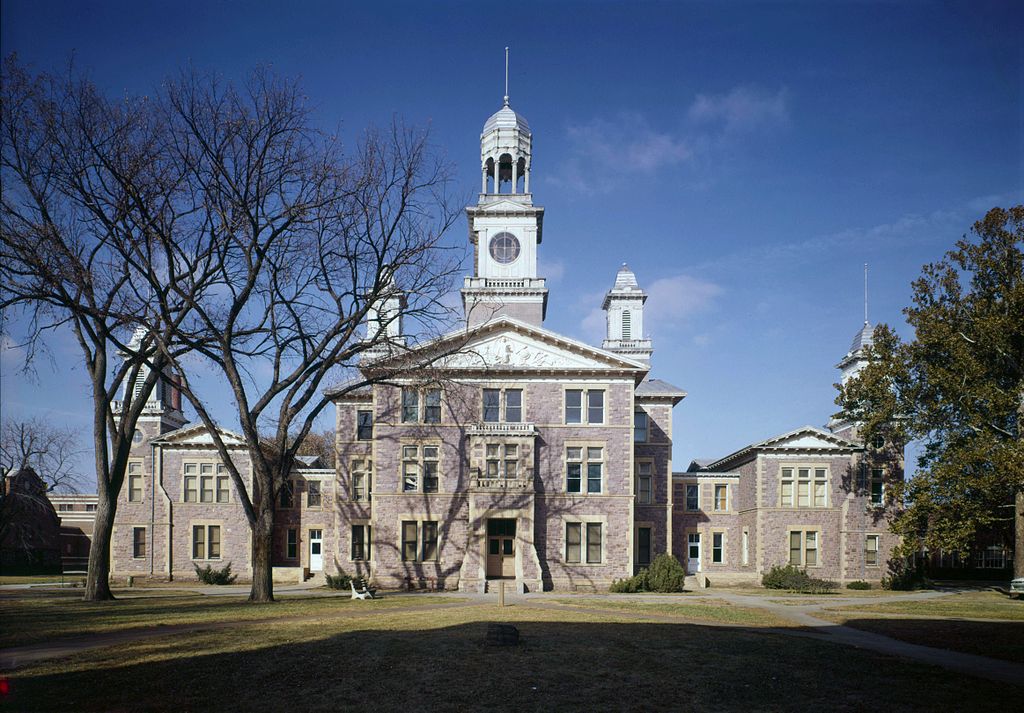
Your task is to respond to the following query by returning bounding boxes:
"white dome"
[483,103,530,134]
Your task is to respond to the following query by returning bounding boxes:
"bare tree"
[0,416,84,491]
[0,56,222,599]
[134,69,464,602]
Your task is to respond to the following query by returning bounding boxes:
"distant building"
[47,493,98,571]
[1,467,61,572]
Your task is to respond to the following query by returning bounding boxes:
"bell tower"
[118,327,187,439]
[461,49,547,327]
[602,264,653,363]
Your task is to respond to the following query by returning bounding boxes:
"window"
[586,523,602,563]
[85,503,97,512]
[307,480,322,508]
[714,484,728,511]
[486,443,519,479]
[504,389,522,422]
[788,530,819,567]
[401,521,436,562]
[58,503,73,512]
[634,410,648,442]
[401,388,419,422]
[685,484,699,511]
[562,522,601,563]
[424,388,441,423]
[279,480,295,509]
[286,529,297,559]
[483,389,501,422]
[976,545,1007,569]
[421,521,439,561]
[870,468,884,506]
[192,525,221,560]
[636,462,653,504]
[184,464,198,502]
[587,391,604,424]
[199,464,215,503]
[865,535,880,566]
[566,446,603,494]
[565,390,582,424]
[352,459,372,501]
[712,532,724,563]
[216,465,230,503]
[566,523,582,563]
[622,310,631,339]
[637,527,651,566]
[132,527,146,558]
[781,467,828,508]
[351,524,370,561]
[128,462,143,502]
[423,446,439,493]
[742,529,749,566]
[357,410,373,440]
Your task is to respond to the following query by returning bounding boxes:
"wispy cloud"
[550,84,789,195]
[688,86,790,134]
[538,258,565,282]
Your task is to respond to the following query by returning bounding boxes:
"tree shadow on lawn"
[5,618,1019,712]
[840,617,1024,664]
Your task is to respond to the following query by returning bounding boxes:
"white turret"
[602,264,653,364]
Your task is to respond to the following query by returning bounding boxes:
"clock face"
[489,232,521,264]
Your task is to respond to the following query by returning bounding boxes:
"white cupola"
[602,264,653,363]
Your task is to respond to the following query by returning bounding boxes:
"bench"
[350,578,377,600]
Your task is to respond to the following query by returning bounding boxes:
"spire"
[503,46,510,106]
[864,262,869,325]
[602,264,652,364]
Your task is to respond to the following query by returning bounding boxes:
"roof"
[323,379,374,399]
[848,321,875,355]
[613,264,639,291]
[150,423,247,447]
[686,459,714,472]
[635,378,687,402]
[703,424,863,470]
[483,102,530,134]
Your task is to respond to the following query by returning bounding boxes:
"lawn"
[0,575,74,586]
[549,597,792,627]
[2,597,1017,712]
[824,590,1024,621]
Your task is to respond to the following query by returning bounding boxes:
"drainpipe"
[150,440,156,576]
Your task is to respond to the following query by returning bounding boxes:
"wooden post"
[499,580,505,607]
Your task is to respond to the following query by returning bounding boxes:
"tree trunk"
[84,494,116,601]
[1015,489,1024,580]
[249,505,275,603]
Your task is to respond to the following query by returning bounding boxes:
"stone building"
[673,323,904,585]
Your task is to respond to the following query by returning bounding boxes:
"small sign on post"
[499,580,505,607]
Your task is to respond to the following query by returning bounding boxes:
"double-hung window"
[865,535,880,566]
[401,521,438,562]
[357,410,373,440]
[128,461,144,502]
[485,443,518,479]
[713,484,728,511]
[636,462,653,504]
[483,388,523,423]
[306,480,322,508]
[634,410,649,442]
[402,445,440,493]
[870,468,884,506]
[566,446,603,494]
[788,530,818,567]
[286,528,298,559]
[685,484,699,511]
[132,527,146,558]
[712,532,724,563]
[780,467,828,508]
[565,522,602,564]
[192,525,221,560]
[215,465,230,503]
[351,459,372,501]
[565,389,605,424]
[402,387,442,423]
[351,524,371,561]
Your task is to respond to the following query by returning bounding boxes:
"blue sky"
[2,1,1021,485]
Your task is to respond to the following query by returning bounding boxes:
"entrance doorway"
[486,519,516,579]
[309,529,323,571]
[687,532,701,574]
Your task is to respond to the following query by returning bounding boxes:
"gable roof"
[361,316,651,380]
[635,378,687,403]
[704,425,862,470]
[150,423,248,448]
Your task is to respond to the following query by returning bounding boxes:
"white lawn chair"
[350,579,375,600]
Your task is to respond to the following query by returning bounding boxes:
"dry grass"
[549,597,792,627]
[824,590,1024,621]
[3,600,1018,712]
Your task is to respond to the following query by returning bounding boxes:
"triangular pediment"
[366,317,648,375]
[757,426,860,451]
[151,423,247,448]
[473,199,537,213]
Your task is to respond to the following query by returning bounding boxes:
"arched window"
[622,310,631,340]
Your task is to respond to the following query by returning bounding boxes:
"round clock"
[489,232,520,264]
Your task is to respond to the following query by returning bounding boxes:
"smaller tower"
[118,327,187,437]
[362,266,407,360]
[602,264,652,363]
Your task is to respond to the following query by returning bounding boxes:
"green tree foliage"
[837,206,1024,574]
